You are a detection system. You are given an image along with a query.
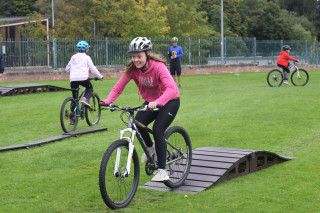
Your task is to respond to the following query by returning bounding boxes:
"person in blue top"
[0,52,5,78]
[168,37,183,88]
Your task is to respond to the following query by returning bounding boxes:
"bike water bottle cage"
[76,41,90,51]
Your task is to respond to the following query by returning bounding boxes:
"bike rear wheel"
[291,69,309,86]
[85,93,101,126]
[99,140,140,209]
[60,97,78,133]
[267,69,283,87]
[164,126,192,188]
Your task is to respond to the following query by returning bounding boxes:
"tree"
[274,0,320,40]
[199,0,247,37]
[35,0,64,16]
[18,12,47,39]
[237,0,290,40]
[106,0,170,38]
[0,0,15,17]
[0,0,38,17]
[163,0,216,38]
[55,0,170,38]
[13,0,38,16]
[54,0,110,38]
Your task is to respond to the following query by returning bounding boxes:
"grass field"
[1,70,320,212]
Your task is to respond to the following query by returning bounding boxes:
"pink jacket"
[102,59,179,106]
[66,53,102,82]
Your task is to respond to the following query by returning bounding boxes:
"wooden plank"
[140,182,205,193]
[170,165,226,176]
[0,84,70,96]
[177,185,206,192]
[143,179,214,189]
[142,182,206,192]
[193,150,246,158]
[189,166,227,176]
[191,159,233,169]
[185,173,220,182]
[181,179,214,188]
[192,154,239,163]
[139,186,197,194]
[195,147,256,154]
[24,135,71,147]
[143,181,166,187]
[63,127,108,136]
[0,144,28,152]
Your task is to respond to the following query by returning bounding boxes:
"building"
[0,16,49,40]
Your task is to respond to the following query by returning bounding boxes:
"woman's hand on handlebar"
[148,102,158,109]
[99,99,109,106]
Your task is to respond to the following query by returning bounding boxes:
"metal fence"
[1,37,320,70]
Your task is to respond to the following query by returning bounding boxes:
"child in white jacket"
[66,41,103,107]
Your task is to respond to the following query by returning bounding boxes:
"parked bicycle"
[60,78,102,133]
[99,104,192,209]
[267,62,309,87]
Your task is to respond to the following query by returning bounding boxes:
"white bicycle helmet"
[128,37,152,53]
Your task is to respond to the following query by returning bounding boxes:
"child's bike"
[99,104,192,209]
[60,78,102,133]
[267,62,309,87]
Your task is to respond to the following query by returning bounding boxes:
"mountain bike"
[267,62,309,87]
[60,78,102,133]
[99,104,192,209]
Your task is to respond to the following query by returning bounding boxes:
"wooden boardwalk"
[140,147,294,194]
[0,84,70,97]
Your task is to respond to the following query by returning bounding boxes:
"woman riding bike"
[276,45,299,85]
[100,37,180,182]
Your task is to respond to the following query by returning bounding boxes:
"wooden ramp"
[139,147,295,194]
[0,84,70,97]
[0,127,108,152]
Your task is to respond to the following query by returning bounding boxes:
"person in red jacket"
[276,45,299,85]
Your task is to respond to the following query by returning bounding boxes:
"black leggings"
[70,79,93,100]
[277,64,290,80]
[135,98,180,169]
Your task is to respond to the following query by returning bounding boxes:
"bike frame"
[75,88,86,116]
[72,77,99,116]
[289,62,300,78]
[114,111,155,176]
[109,106,184,177]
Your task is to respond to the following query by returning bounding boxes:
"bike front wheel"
[164,126,192,188]
[99,140,140,209]
[60,97,78,133]
[291,69,309,86]
[267,69,283,87]
[85,93,101,126]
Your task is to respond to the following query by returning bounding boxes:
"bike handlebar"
[88,77,103,81]
[100,104,162,112]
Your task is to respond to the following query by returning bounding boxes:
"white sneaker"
[141,144,155,163]
[284,81,289,85]
[151,169,169,182]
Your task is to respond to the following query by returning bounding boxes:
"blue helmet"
[76,41,90,51]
